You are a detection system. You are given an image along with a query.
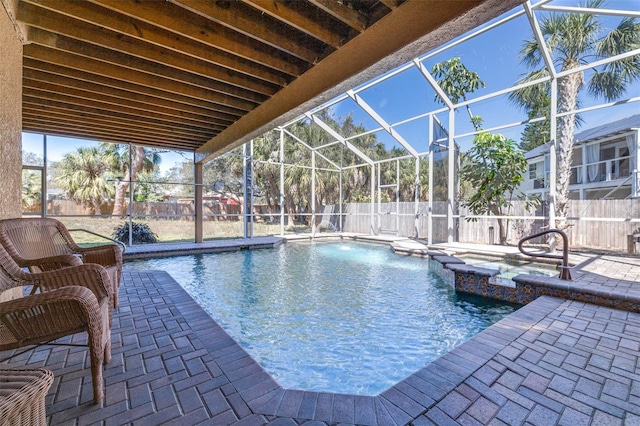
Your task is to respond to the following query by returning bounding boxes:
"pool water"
[127,241,518,395]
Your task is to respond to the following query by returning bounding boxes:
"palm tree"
[100,144,162,216]
[510,0,640,223]
[21,169,42,212]
[55,147,114,215]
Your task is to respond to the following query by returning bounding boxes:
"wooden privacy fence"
[328,200,640,252]
[46,199,640,252]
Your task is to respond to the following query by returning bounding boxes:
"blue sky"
[23,0,640,173]
[328,0,640,155]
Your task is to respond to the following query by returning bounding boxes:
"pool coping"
[118,237,640,423]
[132,270,566,425]
[123,239,568,423]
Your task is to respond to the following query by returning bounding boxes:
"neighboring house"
[521,114,640,200]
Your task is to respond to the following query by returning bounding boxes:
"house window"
[529,162,545,189]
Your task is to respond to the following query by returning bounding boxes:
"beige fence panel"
[46,198,640,252]
[565,200,640,252]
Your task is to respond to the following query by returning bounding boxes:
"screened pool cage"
[22,0,640,252]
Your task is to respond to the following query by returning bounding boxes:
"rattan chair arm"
[77,244,122,269]
[0,286,102,346]
[0,285,100,318]
[15,254,83,271]
[28,263,112,302]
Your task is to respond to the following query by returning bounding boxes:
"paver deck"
[1,239,640,425]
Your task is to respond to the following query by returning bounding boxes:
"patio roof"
[4,0,523,162]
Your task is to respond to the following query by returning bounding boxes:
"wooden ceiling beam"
[23,108,216,142]
[88,0,317,68]
[24,85,225,135]
[22,92,219,136]
[23,105,217,146]
[23,58,242,120]
[23,0,294,85]
[22,119,203,150]
[23,69,233,128]
[19,5,277,101]
[169,0,326,63]
[23,43,256,114]
[308,0,368,31]
[242,0,346,48]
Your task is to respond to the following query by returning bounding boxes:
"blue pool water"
[127,241,518,395]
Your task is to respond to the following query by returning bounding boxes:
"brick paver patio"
[1,242,640,425]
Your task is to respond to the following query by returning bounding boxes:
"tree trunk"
[489,204,508,245]
[285,197,295,226]
[93,199,102,216]
[112,181,128,217]
[555,65,583,228]
[112,146,147,216]
[497,217,507,245]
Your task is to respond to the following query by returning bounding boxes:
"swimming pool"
[126,241,518,395]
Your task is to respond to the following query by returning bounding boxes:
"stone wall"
[0,5,23,302]
[0,4,22,220]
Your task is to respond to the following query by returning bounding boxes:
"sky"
[327,0,640,155]
[22,0,640,174]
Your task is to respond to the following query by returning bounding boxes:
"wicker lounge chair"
[0,218,123,308]
[0,245,112,404]
[0,368,54,425]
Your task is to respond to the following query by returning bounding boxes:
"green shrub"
[112,222,158,244]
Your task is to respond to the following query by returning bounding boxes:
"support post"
[311,150,316,237]
[396,158,400,236]
[370,165,375,235]
[428,115,434,245]
[42,135,48,217]
[549,79,558,250]
[632,129,640,198]
[339,146,343,232]
[128,144,133,247]
[280,128,285,236]
[194,158,203,243]
[414,156,420,238]
[243,142,254,239]
[377,162,381,234]
[447,109,455,243]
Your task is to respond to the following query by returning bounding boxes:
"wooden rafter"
[9,0,524,153]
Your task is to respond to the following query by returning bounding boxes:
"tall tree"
[55,147,114,215]
[518,91,552,152]
[100,144,162,216]
[510,0,640,223]
[431,57,486,131]
[462,133,537,244]
[21,169,42,212]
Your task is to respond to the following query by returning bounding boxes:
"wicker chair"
[0,245,112,404]
[0,368,54,425]
[0,218,123,308]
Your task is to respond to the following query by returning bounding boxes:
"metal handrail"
[68,228,126,254]
[518,228,571,280]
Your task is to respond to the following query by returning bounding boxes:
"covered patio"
[2,0,640,424]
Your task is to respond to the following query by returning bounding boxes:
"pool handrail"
[518,228,571,280]
[68,228,126,254]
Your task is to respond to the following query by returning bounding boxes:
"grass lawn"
[54,216,311,246]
